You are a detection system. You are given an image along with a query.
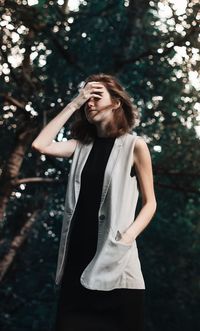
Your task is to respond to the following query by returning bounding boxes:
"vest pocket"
[111,226,136,247]
[106,236,132,270]
[79,230,134,288]
[113,230,134,247]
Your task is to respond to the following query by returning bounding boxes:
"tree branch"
[12,177,64,186]
[114,22,199,72]
[0,210,38,282]
[0,93,26,110]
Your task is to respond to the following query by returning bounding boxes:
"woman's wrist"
[65,101,78,113]
[71,96,83,109]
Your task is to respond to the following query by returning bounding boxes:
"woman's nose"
[87,97,95,107]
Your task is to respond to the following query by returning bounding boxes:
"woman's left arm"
[120,137,157,245]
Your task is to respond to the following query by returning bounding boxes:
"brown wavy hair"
[70,73,140,144]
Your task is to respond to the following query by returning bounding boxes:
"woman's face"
[84,83,118,124]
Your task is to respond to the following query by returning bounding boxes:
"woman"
[32,73,157,331]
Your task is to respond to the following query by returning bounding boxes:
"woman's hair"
[70,73,140,144]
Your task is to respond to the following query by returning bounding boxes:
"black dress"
[53,136,145,331]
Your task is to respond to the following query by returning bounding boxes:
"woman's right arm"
[31,82,104,158]
[31,102,79,158]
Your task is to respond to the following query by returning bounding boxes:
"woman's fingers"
[91,94,103,98]
[85,81,104,89]
[78,81,104,104]
[91,87,104,94]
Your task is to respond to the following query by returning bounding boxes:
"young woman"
[32,73,157,331]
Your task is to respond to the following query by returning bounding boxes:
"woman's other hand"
[118,230,136,246]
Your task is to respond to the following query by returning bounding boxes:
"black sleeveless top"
[63,136,116,285]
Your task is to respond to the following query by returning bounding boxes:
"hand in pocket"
[116,230,135,246]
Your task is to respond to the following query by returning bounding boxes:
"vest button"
[99,214,105,220]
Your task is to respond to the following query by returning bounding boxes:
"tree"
[0,0,199,330]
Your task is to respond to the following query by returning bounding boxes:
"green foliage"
[0,0,199,330]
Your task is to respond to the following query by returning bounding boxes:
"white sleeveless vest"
[55,132,145,290]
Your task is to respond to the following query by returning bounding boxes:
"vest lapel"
[99,134,126,208]
[74,133,127,204]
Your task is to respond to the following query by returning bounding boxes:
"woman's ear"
[113,99,121,110]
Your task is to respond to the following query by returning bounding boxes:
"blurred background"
[0,0,200,330]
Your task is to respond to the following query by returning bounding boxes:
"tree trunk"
[0,208,40,282]
[0,127,37,223]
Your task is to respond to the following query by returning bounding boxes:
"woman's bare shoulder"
[134,136,151,165]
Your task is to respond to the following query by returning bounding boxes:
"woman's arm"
[31,102,78,158]
[120,137,157,244]
[31,81,104,158]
